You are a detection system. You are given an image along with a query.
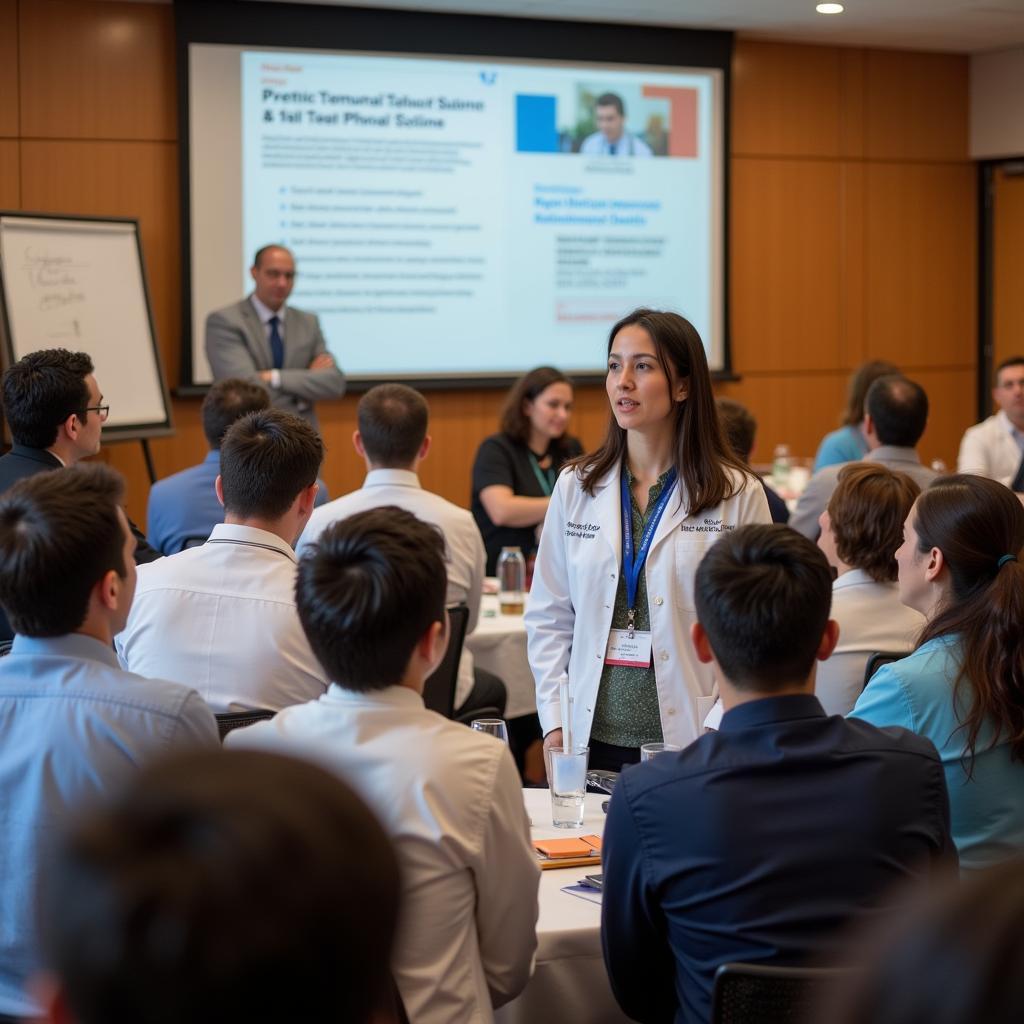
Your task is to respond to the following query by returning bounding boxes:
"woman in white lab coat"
[525,309,771,772]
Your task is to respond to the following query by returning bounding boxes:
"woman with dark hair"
[815,463,924,715]
[813,359,899,471]
[851,474,1024,872]
[525,310,770,772]
[471,366,582,574]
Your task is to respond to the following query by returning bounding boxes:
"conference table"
[496,790,630,1024]
[464,592,536,718]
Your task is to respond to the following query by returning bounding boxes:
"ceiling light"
[816,2,844,12]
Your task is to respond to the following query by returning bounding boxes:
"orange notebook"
[533,835,602,869]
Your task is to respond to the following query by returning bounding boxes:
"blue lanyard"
[620,467,678,633]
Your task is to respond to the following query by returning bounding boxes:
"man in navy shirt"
[601,524,956,1024]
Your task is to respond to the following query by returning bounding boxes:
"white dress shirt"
[298,469,486,707]
[228,684,540,1024]
[957,411,1024,486]
[250,292,286,389]
[115,523,328,712]
[816,569,924,716]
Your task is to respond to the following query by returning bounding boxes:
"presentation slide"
[188,45,723,383]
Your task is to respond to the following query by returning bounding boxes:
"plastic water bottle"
[772,444,792,490]
[497,546,526,615]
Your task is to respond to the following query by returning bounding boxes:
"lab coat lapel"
[591,467,622,567]
[648,472,689,554]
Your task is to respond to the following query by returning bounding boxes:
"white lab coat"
[525,463,771,748]
[957,412,1023,486]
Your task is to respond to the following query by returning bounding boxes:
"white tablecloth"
[495,790,630,1024]
[465,593,537,719]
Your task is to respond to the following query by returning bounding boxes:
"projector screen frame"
[175,0,733,393]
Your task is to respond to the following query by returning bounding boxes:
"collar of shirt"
[996,410,1024,450]
[363,468,421,490]
[202,449,220,466]
[865,445,921,466]
[718,693,826,733]
[323,681,425,710]
[249,293,287,329]
[832,567,885,592]
[207,523,297,563]
[11,632,120,669]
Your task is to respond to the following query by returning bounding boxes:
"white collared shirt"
[250,293,286,388]
[115,523,329,712]
[298,469,486,707]
[228,684,540,1024]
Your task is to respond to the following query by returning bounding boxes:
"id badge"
[604,629,653,668]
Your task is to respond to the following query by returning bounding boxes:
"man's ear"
[94,568,121,614]
[214,474,225,509]
[352,430,366,458]
[418,434,432,461]
[296,481,319,519]
[691,621,714,664]
[418,617,448,676]
[817,619,840,662]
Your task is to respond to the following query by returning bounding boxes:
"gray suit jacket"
[205,296,346,426]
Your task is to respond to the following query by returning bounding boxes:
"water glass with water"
[548,745,589,828]
[497,546,526,615]
[640,742,682,762]
[470,718,509,744]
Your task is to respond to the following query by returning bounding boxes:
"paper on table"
[562,883,602,905]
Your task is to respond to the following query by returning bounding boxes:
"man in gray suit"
[205,245,346,427]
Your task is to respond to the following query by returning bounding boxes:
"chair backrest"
[712,962,856,1024]
[862,650,906,692]
[215,708,276,742]
[0,639,12,657]
[421,604,470,719]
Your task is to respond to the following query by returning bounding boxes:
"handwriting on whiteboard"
[21,248,90,312]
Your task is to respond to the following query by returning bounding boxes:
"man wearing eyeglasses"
[0,349,159,563]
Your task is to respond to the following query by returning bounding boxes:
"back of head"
[715,397,756,463]
[694,524,833,690]
[913,474,1024,762]
[219,408,323,520]
[357,383,429,467]
[201,378,270,450]
[865,375,928,447]
[1,349,93,449]
[296,506,447,690]
[843,359,899,426]
[0,463,126,636]
[499,365,571,444]
[827,463,920,582]
[40,749,401,1024]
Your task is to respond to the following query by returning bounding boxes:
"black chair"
[862,650,906,692]
[0,639,12,657]
[711,962,856,1024]
[215,708,276,742]
[422,604,469,719]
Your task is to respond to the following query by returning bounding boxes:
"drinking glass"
[548,745,589,828]
[470,718,509,744]
[640,742,682,762]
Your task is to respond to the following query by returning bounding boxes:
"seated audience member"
[716,397,789,523]
[957,355,1024,487]
[299,383,504,717]
[601,524,956,1024]
[147,377,328,555]
[117,409,329,712]
[230,507,540,1024]
[791,375,935,539]
[815,463,925,715]
[823,856,1024,1024]
[35,750,402,1024]
[851,474,1024,873]
[813,360,899,472]
[0,465,217,1022]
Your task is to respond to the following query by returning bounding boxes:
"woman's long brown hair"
[572,309,750,514]
[914,474,1024,767]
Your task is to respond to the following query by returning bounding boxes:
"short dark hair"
[716,398,756,463]
[827,463,920,582]
[1,349,94,449]
[0,463,127,636]
[296,507,447,690]
[357,384,429,467]
[40,750,401,1024]
[865,375,929,447]
[595,92,624,115]
[841,360,899,427]
[252,243,292,268]
[694,524,833,690]
[219,409,323,520]
[995,355,1024,380]
[201,378,271,449]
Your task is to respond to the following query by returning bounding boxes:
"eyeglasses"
[84,405,110,422]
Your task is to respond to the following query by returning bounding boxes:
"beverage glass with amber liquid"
[498,546,526,615]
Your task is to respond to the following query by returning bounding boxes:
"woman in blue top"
[850,474,1024,873]
[813,360,898,471]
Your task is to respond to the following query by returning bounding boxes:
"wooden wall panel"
[730,158,845,372]
[904,367,976,470]
[0,142,18,209]
[864,51,968,162]
[19,141,181,385]
[993,169,1024,378]
[19,0,176,141]
[864,162,975,368]
[0,0,18,138]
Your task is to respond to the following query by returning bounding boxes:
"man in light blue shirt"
[0,464,218,1020]
[147,377,327,555]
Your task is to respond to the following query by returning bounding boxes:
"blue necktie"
[608,141,617,156]
[268,315,284,370]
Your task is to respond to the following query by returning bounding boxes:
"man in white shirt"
[116,409,329,712]
[578,92,653,156]
[298,383,504,717]
[230,507,540,1024]
[957,355,1024,487]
